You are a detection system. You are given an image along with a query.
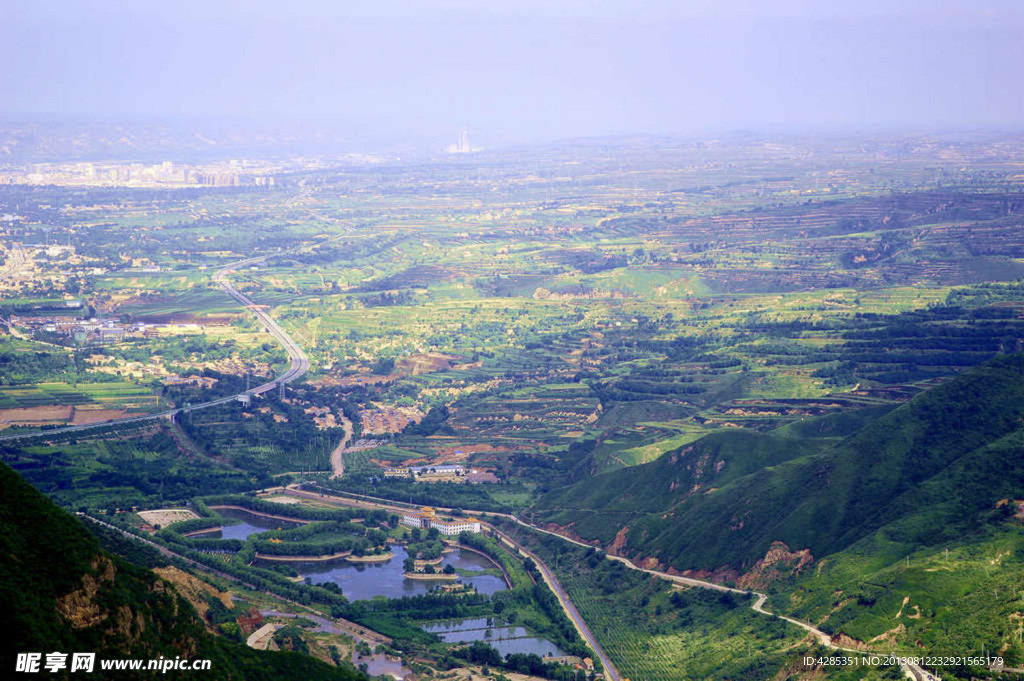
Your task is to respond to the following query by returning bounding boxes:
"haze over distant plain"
[2,0,1023,147]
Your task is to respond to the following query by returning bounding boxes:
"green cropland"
[2,134,1024,679]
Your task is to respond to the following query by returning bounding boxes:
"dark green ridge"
[533,353,1024,572]
[0,461,364,681]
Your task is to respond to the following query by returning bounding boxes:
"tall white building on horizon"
[448,127,473,154]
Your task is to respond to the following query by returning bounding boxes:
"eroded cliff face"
[1,461,362,681]
[153,566,233,627]
[608,526,630,555]
[52,554,196,658]
[736,541,814,590]
[56,556,117,629]
[607,539,814,591]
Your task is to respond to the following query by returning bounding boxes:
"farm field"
[0,381,161,430]
[3,133,1024,679]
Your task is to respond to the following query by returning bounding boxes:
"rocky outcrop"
[608,526,630,555]
[56,556,117,629]
[736,541,814,590]
[53,554,197,657]
[153,565,233,624]
[830,633,868,651]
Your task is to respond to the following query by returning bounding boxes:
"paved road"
[488,528,622,680]
[277,485,622,680]
[77,512,390,648]
[20,238,937,678]
[0,254,309,443]
[499,516,936,680]
[78,512,252,585]
[81,482,938,679]
[0,314,29,340]
[285,487,940,681]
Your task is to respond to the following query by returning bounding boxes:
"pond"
[261,610,411,680]
[283,544,508,601]
[421,617,567,658]
[190,508,301,541]
[353,651,409,680]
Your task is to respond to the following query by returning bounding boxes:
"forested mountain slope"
[533,354,1024,573]
[0,462,363,681]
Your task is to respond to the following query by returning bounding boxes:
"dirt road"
[329,414,353,478]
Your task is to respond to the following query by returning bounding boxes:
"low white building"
[401,507,481,535]
[434,517,482,536]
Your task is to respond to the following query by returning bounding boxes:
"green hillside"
[0,462,363,681]
[533,354,1024,572]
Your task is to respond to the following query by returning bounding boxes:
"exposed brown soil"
[0,405,73,428]
[153,566,233,623]
[396,352,460,375]
[735,541,814,590]
[361,406,422,434]
[608,526,630,555]
[71,408,130,425]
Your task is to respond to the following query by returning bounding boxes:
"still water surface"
[191,508,301,541]
[261,610,411,679]
[284,544,508,601]
[422,617,568,658]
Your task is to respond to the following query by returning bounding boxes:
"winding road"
[77,512,391,648]
[279,484,623,679]
[287,486,941,681]
[6,244,944,679]
[503,517,938,680]
[0,254,309,442]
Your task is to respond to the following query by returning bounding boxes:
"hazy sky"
[3,0,1023,144]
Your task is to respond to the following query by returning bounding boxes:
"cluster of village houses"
[14,310,164,345]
